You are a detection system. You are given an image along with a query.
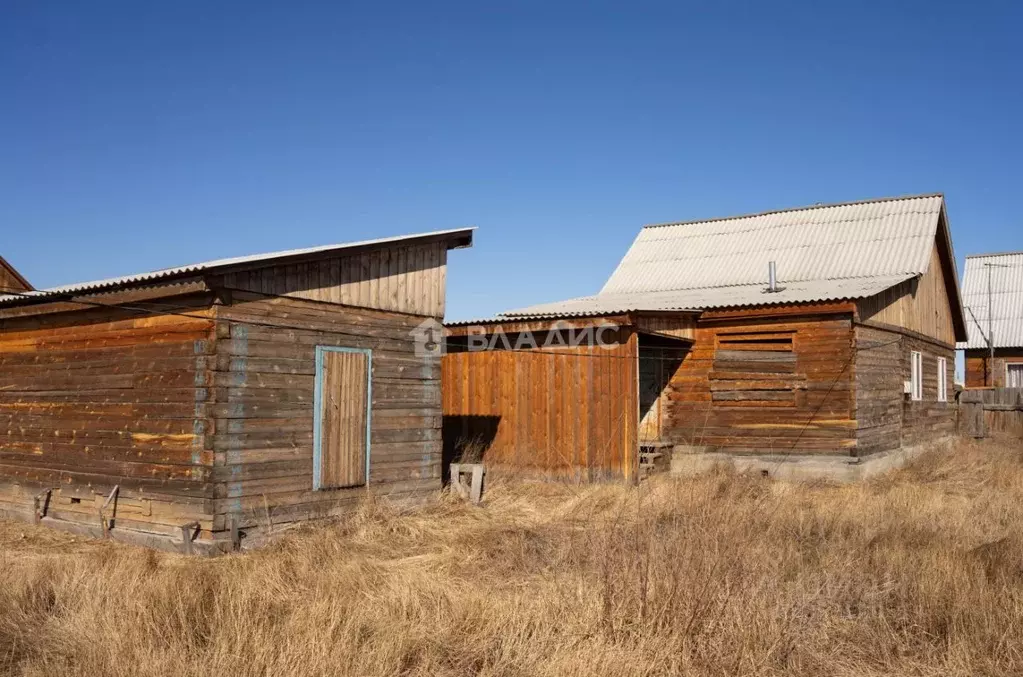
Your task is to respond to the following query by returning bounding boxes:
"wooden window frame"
[313,345,373,491]
[937,357,947,402]
[1007,362,1023,389]
[910,350,923,401]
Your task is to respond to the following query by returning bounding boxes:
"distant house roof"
[506,194,965,334]
[0,228,474,307]
[0,255,32,292]
[959,251,1023,350]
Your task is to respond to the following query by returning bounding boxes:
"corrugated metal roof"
[499,193,966,327]
[0,228,474,306]
[504,275,914,317]
[602,194,943,295]
[959,252,1023,349]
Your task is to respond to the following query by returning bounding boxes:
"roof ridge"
[642,192,944,230]
[965,250,1023,259]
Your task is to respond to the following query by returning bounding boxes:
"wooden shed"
[443,194,966,480]
[0,228,473,553]
[959,252,1023,388]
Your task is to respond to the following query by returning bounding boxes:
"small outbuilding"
[0,228,473,552]
[960,252,1023,388]
[443,194,966,480]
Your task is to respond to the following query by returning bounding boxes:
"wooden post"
[33,489,52,524]
[99,485,119,538]
[229,515,241,552]
[179,521,199,556]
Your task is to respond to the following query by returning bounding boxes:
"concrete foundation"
[670,437,954,482]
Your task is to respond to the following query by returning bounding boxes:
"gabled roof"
[959,251,1023,350]
[507,194,966,339]
[0,255,32,292]
[601,193,945,295]
[0,228,474,307]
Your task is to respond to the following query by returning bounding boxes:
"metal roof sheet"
[959,251,1023,349]
[601,194,944,295]
[504,275,914,317]
[0,228,474,306]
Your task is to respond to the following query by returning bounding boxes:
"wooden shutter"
[318,349,370,489]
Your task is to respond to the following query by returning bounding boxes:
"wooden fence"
[959,388,1023,439]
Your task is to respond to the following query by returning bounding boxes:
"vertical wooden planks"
[319,349,369,488]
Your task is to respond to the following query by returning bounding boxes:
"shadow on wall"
[442,415,501,485]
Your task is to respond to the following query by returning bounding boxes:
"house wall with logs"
[659,305,858,455]
[0,296,218,538]
[964,349,1023,388]
[0,238,461,552]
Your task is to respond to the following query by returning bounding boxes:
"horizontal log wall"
[216,242,448,318]
[853,325,904,456]
[0,298,217,536]
[441,329,639,480]
[899,334,956,447]
[211,292,442,533]
[965,349,1023,388]
[663,313,857,455]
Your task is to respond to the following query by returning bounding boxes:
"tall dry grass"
[2,439,1023,676]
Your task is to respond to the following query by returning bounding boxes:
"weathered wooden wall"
[899,334,956,447]
[211,292,443,535]
[853,326,955,454]
[960,388,1023,438]
[0,257,31,293]
[853,325,904,456]
[965,349,1023,388]
[216,242,449,318]
[857,244,957,345]
[0,297,217,537]
[662,308,858,455]
[441,328,639,480]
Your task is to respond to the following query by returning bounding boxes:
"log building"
[0,228,473,552]
[443,194,965,480]
[959,252,1023,388]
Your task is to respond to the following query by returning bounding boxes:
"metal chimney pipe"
[768,261,777,292]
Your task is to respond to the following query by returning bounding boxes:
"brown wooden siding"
[216,242,449,318]
[0,258,31,293]
[211,292,441,532]
[441,328,639,480]
[857,244,956,345]
[965,349,1023,388]
[0,299,217,536]
[662,312,858,455]
[634,313,697,341]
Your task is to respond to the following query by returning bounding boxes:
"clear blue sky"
[2,1,1020,322]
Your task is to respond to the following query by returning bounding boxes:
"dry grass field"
[2,439,1022,677]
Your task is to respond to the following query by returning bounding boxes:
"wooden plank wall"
[0,260,31,293]
[211,292,442,533]
[217,243,448,318]
[960,388,1023,438]
[634,314,697,340]
[319,350,370,488]
[662,312,858,455]
[441,329,639,480]
[0,299,217,535]
[857,244,957,345]
[965,349,1023,388]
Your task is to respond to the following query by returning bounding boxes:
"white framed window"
[1008,363,1023,389]
[937,357,947,402]
[910,351,923,401]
